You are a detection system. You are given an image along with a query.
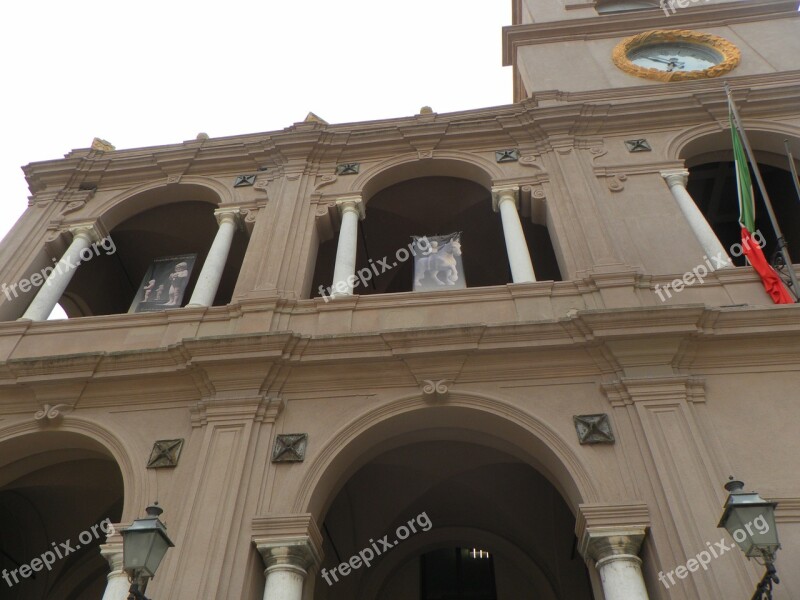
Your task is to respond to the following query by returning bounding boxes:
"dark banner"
[128,254,197,313]
[411,233,465,292]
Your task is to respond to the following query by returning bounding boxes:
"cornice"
[20,73,800,198]
[502,0,799,65]
[0,304,798,392]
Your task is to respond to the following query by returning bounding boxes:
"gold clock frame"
[612,30,741,82]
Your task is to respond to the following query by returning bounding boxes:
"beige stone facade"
[1,0,799,598]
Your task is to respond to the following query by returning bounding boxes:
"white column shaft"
[101,570,131,600]
[331,205,360,296]
[100,547,130,600]
[662,171,733,269]
[188,214,237,307]
[498,196,537,283]
[262,566,305,600]
[596,555,649,600]
[22,230,94,321]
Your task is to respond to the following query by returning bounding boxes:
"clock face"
[628,42,724,73]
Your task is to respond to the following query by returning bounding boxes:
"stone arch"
[351,152,503,204]
[666,120,800,266]
[295,391,598,521]
[95,177,230,232]
[667,120,800,168]
[0,423,130,598]
[0,418,140,520]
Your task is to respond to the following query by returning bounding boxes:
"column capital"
[579,527,647,563]
[252,513,323,571]
[213,206,245,226]
[335,195,365,219]
[67,222,105,243]
[99,541,124,572]
[491,185,519,212]
[660,169,690,188]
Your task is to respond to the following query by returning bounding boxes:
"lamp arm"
[750,562,779,600]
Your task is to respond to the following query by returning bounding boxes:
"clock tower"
[503,0,800,98]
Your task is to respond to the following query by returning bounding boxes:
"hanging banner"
[128,254,197,313]
[411,233,465,292]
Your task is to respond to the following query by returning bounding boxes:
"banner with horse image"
[411,233,465,292]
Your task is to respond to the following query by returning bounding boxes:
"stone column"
[21,224,101,321]
[256,541,320,600]
[661,170,733,269]
[582,528,649,600]
[330,196,364,297]
[187,208,242,307]
[492,186,537,283]
[100,542,130,600]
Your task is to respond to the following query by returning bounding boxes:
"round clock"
[612,30,741,81]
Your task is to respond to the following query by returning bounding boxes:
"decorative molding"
[588,146,608,164]
[315,174,337,190]
[34,403,73,421]
[421,379,450,401]
[335,163,360,175]
[625,139,651,153]
[272,433,309,463]
[606,173,627,193]
[233,174,256,187]
[519,154,543,169]
[573,414,614,445]
[146,439,185,468]
[612,30,741,82]
[495,149,519,163]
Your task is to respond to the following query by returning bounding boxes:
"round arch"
[295,391,598,521]
[351,153,503,205]
[0,419,140,521]
[95,176,231,232]
[667,120,800,167]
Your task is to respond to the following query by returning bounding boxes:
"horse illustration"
[414,238,462,287]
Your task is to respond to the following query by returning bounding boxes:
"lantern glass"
[123,527,172,577]
[122,505,174,579]
[719,492,780,559]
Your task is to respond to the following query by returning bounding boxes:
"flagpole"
[784,139,800,206]
[724,82,800,299]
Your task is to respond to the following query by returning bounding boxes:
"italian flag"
[729,108,795,304]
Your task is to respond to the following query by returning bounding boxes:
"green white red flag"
[729,107,794,304]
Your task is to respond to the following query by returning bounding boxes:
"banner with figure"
[411,233,465,292]
[128,254,197,313]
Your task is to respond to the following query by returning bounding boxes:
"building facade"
[1,0,799,598]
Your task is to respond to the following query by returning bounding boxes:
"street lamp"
[122,502,174,600]
[717,477,780,600]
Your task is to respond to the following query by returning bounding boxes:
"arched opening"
[681,130,800,267]
[302,401,596,600]
[0,431,124,599]
[316,441,593,600]
[311,175,561,298]
[58,185,248,317]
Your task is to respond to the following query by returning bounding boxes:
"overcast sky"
[0,0,512,242]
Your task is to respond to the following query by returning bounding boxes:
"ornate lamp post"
[121,503,174,600]
[717,478,780,600]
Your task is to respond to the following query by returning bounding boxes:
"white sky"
[0,0,512,242]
